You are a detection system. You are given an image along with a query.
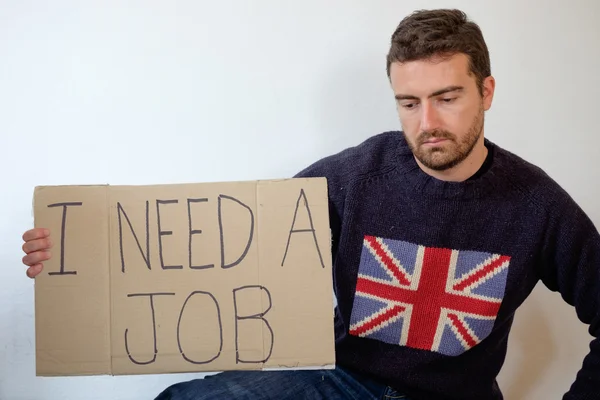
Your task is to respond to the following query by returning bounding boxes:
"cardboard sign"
[32,178,335,376]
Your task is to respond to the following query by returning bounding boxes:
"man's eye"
[402,103,418,109]
[441,97,456,103]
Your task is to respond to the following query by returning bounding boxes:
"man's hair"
[386,9,490,95]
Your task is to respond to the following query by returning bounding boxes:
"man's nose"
[420,102,442,132]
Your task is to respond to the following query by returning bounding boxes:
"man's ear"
[482,76,495,111]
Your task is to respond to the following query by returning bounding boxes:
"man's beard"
[405,106,484,171]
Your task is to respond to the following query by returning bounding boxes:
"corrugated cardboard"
[33,178,335,376]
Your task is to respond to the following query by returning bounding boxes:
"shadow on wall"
[498,285,557,400]
[312,49,400,156]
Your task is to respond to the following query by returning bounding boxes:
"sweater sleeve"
[537,193,600,399]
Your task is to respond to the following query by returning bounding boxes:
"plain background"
[1,1,599,399]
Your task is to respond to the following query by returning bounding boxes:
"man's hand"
[21,228,52,278]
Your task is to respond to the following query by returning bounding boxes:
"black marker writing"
[187,198,214,270]
[177,291,223,364]
[124,292,175,365]
[117,201,151,273]
[218,195,254,269]
[281,189,325,268]
[47,202,82,275]
[156,199,182,270]
[233,285,274,364]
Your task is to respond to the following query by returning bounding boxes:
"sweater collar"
[394,133,503,200]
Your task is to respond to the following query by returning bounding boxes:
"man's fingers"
[22,228,49,242]
[22,238,53,254]
[23,251,51,267]
[26,264,43,278]
[21,229,51,279]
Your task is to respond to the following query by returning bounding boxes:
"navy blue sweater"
[295,131,600,400]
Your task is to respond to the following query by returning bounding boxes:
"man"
[20,8,600,400]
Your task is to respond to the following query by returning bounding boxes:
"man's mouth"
[422,138,449,145]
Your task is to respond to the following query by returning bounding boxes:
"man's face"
[389,53,494,171]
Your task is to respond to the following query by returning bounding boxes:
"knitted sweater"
[295,131,600,400]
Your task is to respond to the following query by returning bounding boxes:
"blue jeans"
[154,366,409,400]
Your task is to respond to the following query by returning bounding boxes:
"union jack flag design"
[349,235,511,356]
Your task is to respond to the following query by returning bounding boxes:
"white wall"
[1,1,598,399]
